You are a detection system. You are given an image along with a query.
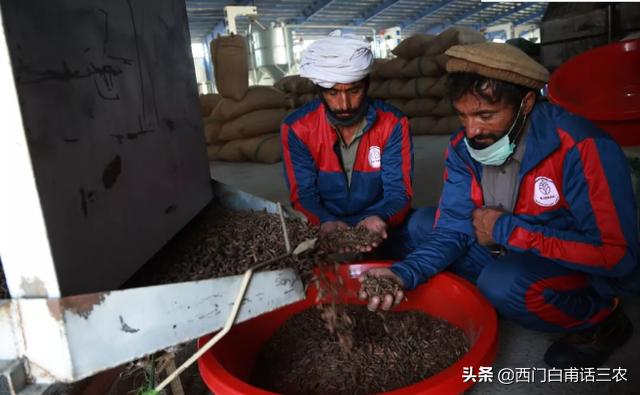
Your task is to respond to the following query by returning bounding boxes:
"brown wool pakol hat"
[445,42,550,90]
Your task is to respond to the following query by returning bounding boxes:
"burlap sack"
[435,54,449,71]
[371,79,408,99]
[429,75,448,97]
[286,108,297,116]
[274,78,286,92]
[239,134,282,164]
[433,97,455,116]
[409,116,439,135]
[404,98,440,117]
[204,119,223,145]
[294,76,315,93]
[370,59,390,80]
[299,93,317,105]
[293,95,306,108]
[398,77,438,99]
[369,80,382,97]
[278,75,315,93]
[378,58,409,79]
[212,86,286,122]
[284,92,298,109]
[392,34,438,59]
[368,80,384,99]
[401,56,443,78]
[199,94,222,117]
[211,34,249,100]
[386,99,409,114]
[431,116,463,135]
[218,108,287,141]
[429,26,486,55]
[281,76,297,92]
[209,135,282,164]
[207,144,222,161]
[207,140,244,162]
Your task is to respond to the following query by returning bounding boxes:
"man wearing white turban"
[281,30,431,259]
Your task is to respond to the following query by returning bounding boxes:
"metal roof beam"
[399,0,457,30]
[473,2,539,29]
[513,9,545,26]
[426,3,491,34]
[188,9,224,12]
[351,0,402,26]
[187,0,234,4]
[297,0,340,24]
[188,16,221,19]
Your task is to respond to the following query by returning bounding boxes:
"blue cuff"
[319,213,339,226]
[390,262,421,291]
[356,213,380,225]
[492,213,517,246]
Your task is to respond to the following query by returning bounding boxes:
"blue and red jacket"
[391,102,640,297]
[281,99,413,228]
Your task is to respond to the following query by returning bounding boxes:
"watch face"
[488,244,506,259]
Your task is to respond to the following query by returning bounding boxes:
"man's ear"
[523,91,536,115]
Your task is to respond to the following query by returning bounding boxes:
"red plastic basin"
[198,262,499,395]
[548,39,640,146]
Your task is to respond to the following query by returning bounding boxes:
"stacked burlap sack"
[205,34,287,164]
[370,27,486,135]
[274,75,318,111]
[199,94,222,118]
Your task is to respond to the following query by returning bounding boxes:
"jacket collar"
[519,102,561,175]
[362,99,378,133]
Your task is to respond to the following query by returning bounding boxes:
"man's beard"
[317,77,370,127]
[320,96,369,127]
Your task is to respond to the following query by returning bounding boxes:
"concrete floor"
[210,135,640,395]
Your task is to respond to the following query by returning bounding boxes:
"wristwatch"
[488,244,508,259]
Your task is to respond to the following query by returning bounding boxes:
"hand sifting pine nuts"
[361,276,402,300]
[321,227,382,253]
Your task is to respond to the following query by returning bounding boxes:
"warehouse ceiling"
[186,0,548,42]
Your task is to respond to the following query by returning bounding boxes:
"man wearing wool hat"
[282,30,429,259]
[359,42,639,368]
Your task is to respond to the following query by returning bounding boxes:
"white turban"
[300,30,374,89]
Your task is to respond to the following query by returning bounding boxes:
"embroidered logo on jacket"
[369,146,381,168]
[534,176,560,207]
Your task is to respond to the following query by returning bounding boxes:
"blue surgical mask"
[464,100,527,166]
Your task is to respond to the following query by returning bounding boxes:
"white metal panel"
[213,181,305,219]
[19,269,305,382]
[0,0,212,297]
[0,303,20,360]
[18,300,73,381]
[0,182,311,387]
[0,3,61,299]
